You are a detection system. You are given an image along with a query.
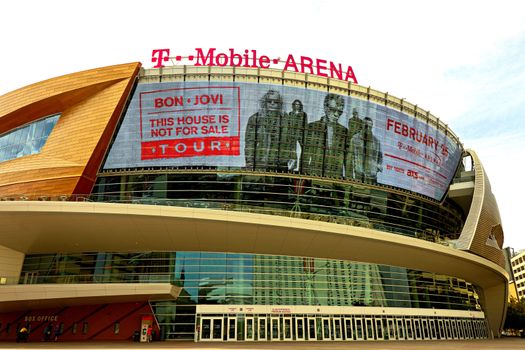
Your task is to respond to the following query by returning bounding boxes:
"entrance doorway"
[295,317,305,341]
[307,317,317,341]
[270,317,280,341]
[245,317,255,341]
[200,317,223,341]
[226,316,236,341]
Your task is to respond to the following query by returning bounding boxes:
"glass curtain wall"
[93,173,464,243]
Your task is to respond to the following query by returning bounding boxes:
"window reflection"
[93,173,464,243]
[21,251,481,312]
[0,114,60,163]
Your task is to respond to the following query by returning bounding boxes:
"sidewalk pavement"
[1,338,525,350]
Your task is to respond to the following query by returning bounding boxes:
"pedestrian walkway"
[1,338,525,350]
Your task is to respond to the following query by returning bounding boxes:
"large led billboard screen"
[104,82,462,200]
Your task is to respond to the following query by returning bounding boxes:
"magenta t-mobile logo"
[151,49,170,68]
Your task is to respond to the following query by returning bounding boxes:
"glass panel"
[445,319,451,339]
[308,318,316,340]
[365,319,374,340]
[259,318,266,340]
[438,319,444,339]
[284,318,292,339]
[414,319,421,339]
[405,319,413,339]
[271,318,279,340]
[387,319,396,340]
[322,318,330,339]
[396,319,405,339]
[0,114,59,163]
[333,318,342,339]
[375,319,383,339]
[228,318,236,339]
[201,319,211,339]
[246,318,253,339]
[344,318,353,340]
[212,319,222,339]
[355,319,363,340]
[422,319,429,339]
[296,318,304,339]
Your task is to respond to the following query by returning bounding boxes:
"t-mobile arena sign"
[151,48,358,84]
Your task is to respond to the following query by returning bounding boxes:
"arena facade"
[0,62,508,342]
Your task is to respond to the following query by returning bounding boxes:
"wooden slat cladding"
[457,150,505,268]
[0,63,141,197]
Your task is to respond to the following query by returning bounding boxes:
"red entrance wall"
[0,302,158,342]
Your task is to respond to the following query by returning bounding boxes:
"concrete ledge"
[0,283,180,312]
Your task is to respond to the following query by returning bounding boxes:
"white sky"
[1,0,525,249]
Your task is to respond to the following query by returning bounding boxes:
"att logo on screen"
[151,48,358,84]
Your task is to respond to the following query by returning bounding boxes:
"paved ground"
[1,338,525,350]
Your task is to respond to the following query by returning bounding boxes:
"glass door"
[386,318,396,340]
[245,317,255,341]
[307,317,317,341]
[270,317,280,341]
[458,319,465,339]
[437,319,445,339]
[413,319,422,340]
[466,320,474,339]
[200,317,223,341]
[429,319,437,340]
[421,319,430,340]
[365,318,374,341]
[226,316,237,341]
[405,319,414,340]
[451,319,458,339]
[258,317,267,341]
[374,318,384,340]
[444,319,451,339]
[333,317,343,341]
[343,317,353,341]
[295,317,305,341]
[321,317,331,341]
[354,318,365,341]
[283,317,293,341]
[396,318,405,340]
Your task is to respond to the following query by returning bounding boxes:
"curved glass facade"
[93,172,464,244]
[0,65,501,343]
[0,114,59,163]
[20,251,483,340]
[20,251,481,310]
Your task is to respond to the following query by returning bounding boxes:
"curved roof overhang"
[0,200,508,334]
